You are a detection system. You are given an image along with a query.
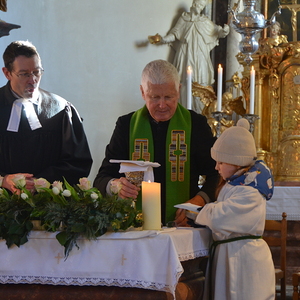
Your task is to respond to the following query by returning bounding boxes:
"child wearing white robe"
[195,119,275,300]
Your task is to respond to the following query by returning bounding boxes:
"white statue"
[270,21,281,39]
[259,21,288,52]
[268,21,288,46]
[149,0,230,109]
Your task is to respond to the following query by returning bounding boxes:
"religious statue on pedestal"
[260,21,288,49]
[148,0,229,110]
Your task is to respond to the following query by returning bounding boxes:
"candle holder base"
[242,114,260,133]
[211,111,229,138]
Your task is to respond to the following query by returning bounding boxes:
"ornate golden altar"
[237,40,300,182]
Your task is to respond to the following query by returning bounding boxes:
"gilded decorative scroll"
[239,37,300,181]
[0,0,7,12]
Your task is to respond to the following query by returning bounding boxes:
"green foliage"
[0,192,34,248]
[0,178,143,258]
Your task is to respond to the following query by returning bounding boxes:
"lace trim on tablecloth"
[266,213,300,221]
[178,249,209,261]
[0,275,178,294]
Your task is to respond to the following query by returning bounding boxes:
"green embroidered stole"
[129,104,191,223]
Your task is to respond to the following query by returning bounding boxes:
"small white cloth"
[99,229,158,240]
[99,227,176,240]
[110,159,160,182]
[7,98,42,132]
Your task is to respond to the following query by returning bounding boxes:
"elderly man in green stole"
[94,60,218,226]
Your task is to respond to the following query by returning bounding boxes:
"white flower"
[21,193,28,200]
[90,192,98,200]
[52,181,63,191]
[0,175,3,187]
[77,177,91,191]
[52,186,60,195]
[62,189,71,197]
[110,179,122,195]
[12,174,26,188]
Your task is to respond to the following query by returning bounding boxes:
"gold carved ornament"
[192,82,244,136]
[0,0,7,12]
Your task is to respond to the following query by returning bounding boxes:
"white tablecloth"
[0,227,211,297]
[266,186,300,220]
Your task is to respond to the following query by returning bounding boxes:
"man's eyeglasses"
[13,68,44,79]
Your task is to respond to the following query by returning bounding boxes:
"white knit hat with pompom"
[211,118,257,166]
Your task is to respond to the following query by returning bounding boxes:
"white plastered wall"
[0,0,231,181]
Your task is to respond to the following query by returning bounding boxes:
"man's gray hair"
[141,60,180,91]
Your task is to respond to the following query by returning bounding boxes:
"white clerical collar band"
[7,98,42,132]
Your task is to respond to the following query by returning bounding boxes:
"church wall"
[0,0,194,180]
[0,0,239,181]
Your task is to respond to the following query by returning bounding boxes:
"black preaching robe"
[0,82,93,185]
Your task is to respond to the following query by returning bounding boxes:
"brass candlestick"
[243,114,260,133]
[211,112,229,138]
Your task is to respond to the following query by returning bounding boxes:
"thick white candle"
[187,66,192,110]
[217,64,223,111]
[250,66,255,114]
[142,181,161,230]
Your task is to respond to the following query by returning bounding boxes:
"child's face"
[215,162,240,180]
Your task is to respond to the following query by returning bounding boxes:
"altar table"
[0,227,211,300]
[266,186,300,220]
[266,185,300,285]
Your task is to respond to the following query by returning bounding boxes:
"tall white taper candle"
[250,66,255,114]
[217,64,223,111]
[187,66,192,110]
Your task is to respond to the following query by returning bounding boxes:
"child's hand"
[174,195,206,226]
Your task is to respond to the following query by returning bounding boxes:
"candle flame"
[148,180,151,183]
[218,64,222,69]
[251,66,254,71]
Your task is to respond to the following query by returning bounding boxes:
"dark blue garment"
[227,160,274,200]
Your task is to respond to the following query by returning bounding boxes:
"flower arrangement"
[0,176,143,258]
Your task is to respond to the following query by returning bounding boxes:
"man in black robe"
[0,40,92,193]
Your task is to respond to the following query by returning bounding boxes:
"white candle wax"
[187,66,192,110]
[217,64,223,112]
[249,66,255,114]
[142,181,161,230]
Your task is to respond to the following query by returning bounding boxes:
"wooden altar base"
[0,257,208,300]
[0,284,198,300]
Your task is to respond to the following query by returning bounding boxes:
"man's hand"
[2,173,34,194]
[112,177,140,199]
[175,194,206,227]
